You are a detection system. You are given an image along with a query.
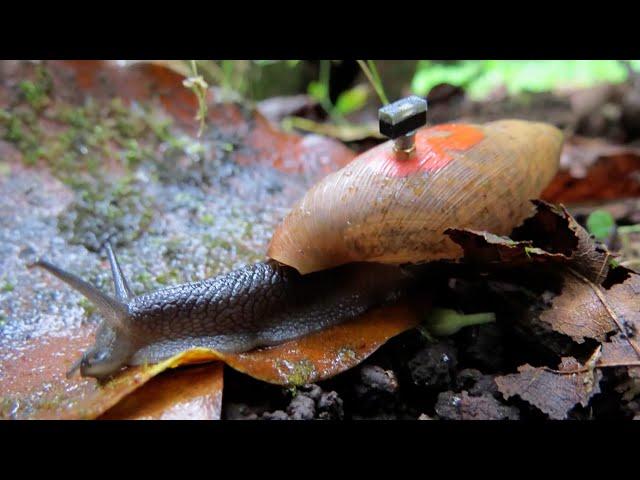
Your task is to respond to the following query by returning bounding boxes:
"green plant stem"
[423,308,495,337]
[357,60,389,105]
[367,60,389,104]
[318,60,335,116]
[187,61,207,137]
[618,225,640,235]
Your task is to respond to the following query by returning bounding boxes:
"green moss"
[18,66,52,111]
[1,281,14,293]
[156,269,181,286]
[1,70,187,188]
[34,392,73,412]
[243,221,254,239]
[162,237,185,262]
[0,109,43,165]
[283,359,316,386]
[58,106,90,129]
[148,118,175,143]
[57,176,155,252]
[78,297,96,317]
[200,213,215,226]
[337,346,357,362]
[122,139,146,168]
[134,271,155,292]
[203,233,233,251]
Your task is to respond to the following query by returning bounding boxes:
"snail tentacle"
[104,241,133,302]
[33,258,128,328]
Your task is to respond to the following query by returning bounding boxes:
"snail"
[32,96,563,380]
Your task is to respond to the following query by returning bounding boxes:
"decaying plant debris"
[2,60,640,420]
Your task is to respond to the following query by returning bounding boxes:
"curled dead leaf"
[99,363,224,420]
[512,200,613,284]
[495,357,602,420]
[0,327,223,420]
[449,200,614,284]
[445,228,567,267]
[221,303,419,386]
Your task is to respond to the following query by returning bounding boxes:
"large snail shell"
[268,120,563,274]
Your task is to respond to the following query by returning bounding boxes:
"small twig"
[542,361,640,375]
[194,60,226,85]
[541,345,640,375]
[569,267,640,360]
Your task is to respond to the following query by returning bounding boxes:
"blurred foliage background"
[124,60,640,144]
[151,59,640,108]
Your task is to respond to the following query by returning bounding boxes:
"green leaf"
[411,60,480,96]
[334,85,368,115]
[307,81,328,103]
[586,210,616,240]
[411,60,640,101]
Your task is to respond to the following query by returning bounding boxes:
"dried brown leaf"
[0,303,418,419]
[435,390,519,420]
[513,200,612,284]
[495,357,602,419]
[449,201,613,285]
[542,136,640,203]
[597,273,640,377]
[220,303,420,386]
[539,270,617,343]
[0,327,223,420]
[445,228,567,266]
[601,338,640,379]
[99,363,224,420]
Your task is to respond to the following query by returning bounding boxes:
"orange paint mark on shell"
[374,124,485,177]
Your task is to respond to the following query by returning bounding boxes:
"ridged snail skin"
[268,120,563,274]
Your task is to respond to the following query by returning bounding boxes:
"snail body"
[34,119,563,379]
